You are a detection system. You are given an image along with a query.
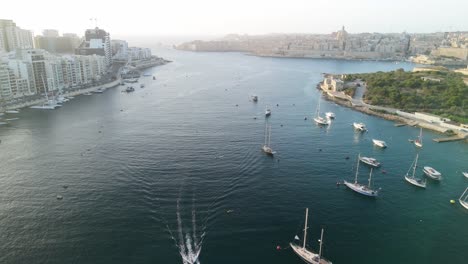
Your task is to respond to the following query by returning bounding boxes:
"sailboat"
[459,187,468,210]
[262,123,275,155]
[414,128,423,148]
[313,92,329,125]
[290,208,332,264]
[344,154,379,197]
[404,153,426,188]
[30,76,60,110]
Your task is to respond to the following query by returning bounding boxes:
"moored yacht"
[359,156,381,167]
[325,112,335,119]
[290,208,332,264]
[262,124,275,155]
[459,187,468,210]
[344,154,379,197]
[404,153,426,188]
[265,107,271,117]
[353,122,367,131]
[313,92,329,126]
[463,172,468,179]
[372,139,387,148]
[423,166,442,180]
[251,95,258,102]
[93,87,105,93]
[125,86,135,92]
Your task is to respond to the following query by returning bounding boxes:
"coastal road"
[351,82,398,114]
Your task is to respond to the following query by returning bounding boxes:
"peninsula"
[318,67,468,141]
[176,27,468,66]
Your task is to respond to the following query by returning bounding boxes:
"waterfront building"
[35,30,81,54]
[0,19,34,53]
[76,27,112,67]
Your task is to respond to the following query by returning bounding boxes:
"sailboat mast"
[303,208,308,249]
[354,154,360,183]
[368,168,373,188]
[413,153,419,177]
[264,123,268,146]
[268,125,271,146]
[316,92,322,117]
[318,228,324,262]
[460,187,468,201]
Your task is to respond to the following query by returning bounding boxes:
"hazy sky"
[2,0,467,37]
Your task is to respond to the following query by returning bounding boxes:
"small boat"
[125,86,135,93]
[459,187,468,210]
[372,139,387,148]
[423,166,442,180]
[463,172,468,179]
[84,92,93,96]
[251,95,258,102]
[140,84,145,88]
[5,110,19,114]
[414,128,423,148]
[359,156,381,167]
[404,153,426,188]
[313,92,329,126]
[325,112,335,119]
[290,208,332,264]
[265,107,271,117]
[262,124,275,155]
[30,104,58,110]
[93,88,105,93]
[344,154,379,197]
[353,122,367,131]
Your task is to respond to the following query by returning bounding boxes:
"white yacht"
[353,122,367,131]
[463,172,468,179]
[290,208,332,264]
[423,166,442,180]
[372,139,387,148]
[93,88,105,93]
[414,128,423,148]
[459,187,468,210]
[344,154,379,197]
[84,92,93,96]
[325,112,335,119]
[265,107,271,117]
[404,153,426,188]
[262,124,275,155]
[313,92,329,126]
[359,156,381,167]
[30,103,58,110]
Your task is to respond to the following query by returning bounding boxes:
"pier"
[433,135,467,143]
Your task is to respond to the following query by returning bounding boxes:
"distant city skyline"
[1,0,468,37]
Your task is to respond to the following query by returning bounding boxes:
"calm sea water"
[0,49,467,264]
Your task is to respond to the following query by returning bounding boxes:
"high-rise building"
[0,19,34,52]
[76,27,111,67]
[42,29,59,38]
[35,31,81,54]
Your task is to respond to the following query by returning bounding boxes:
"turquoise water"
[0,49,466,264]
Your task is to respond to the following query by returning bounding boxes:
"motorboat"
[84,92,93,96]
[290,208,332,264]
[404,153,426,188]
[372,139,387,148]
[265,107,271,117]
[125,86,135,93]
[359,156,380,167]
[251,95,258,102]
[353,122,367,131]
[93,88,105,93]
[463,172,468,179]
[325,112,335,119]
[423,166,442,180]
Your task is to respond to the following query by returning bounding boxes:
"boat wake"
[170,198,206,264]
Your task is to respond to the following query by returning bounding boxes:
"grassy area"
[344,69,468,123]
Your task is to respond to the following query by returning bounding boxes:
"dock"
[433,135,466,143]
